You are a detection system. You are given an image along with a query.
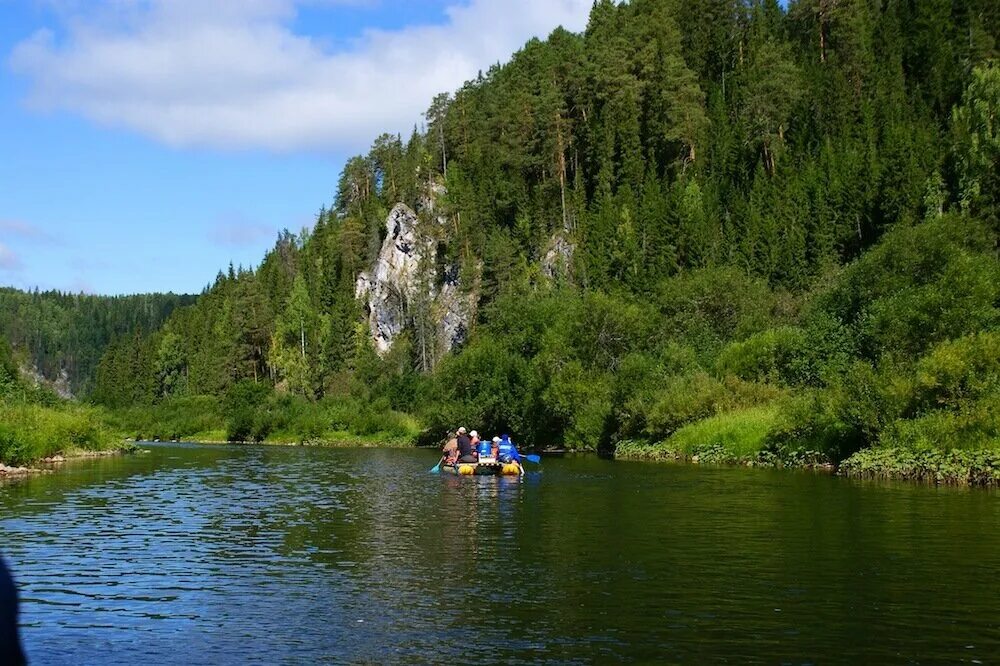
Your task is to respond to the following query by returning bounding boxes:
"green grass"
[0,401,122,465]
[616,405,780,464]
[106,393,423,447]
[669,405,780,461]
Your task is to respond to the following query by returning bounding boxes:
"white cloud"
[0,243,24,272]
[0,219,57,243]
[9,0,592,152]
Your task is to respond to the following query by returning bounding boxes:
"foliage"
[4,4,1000,481]
[0,288,193,395]
[0,402,119,466]
[668,405,781,462]
[840,447,1000,486]
[0,354,120,465]
[714,327,808,385]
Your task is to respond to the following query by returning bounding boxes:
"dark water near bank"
[2,445,999,664]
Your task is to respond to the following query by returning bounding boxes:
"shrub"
[815,216,1000,361]
[641,372,728,441]
[714,327,807,384]
[880,394,1000,451]
[656,267,778,357]
[0,402,119,465]
[911,331,1000,411]
[764,391,860,462]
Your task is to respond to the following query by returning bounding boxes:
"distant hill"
[0,288,196,395]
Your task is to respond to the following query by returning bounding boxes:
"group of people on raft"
[440,426,524,474]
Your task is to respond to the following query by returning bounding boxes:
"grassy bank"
[0,401,123,466]
[614,405,832,468]
[105,389,422,448]
[0,340,124,467]
[615,402,1000,486]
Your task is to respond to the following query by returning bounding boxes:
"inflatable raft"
[441,457,522,476]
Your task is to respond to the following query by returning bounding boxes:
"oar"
[430,461,441,473]
[521,454,541,464]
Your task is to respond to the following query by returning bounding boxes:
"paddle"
[430,461,441,473]
[521,454,541,464]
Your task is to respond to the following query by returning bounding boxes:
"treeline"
[91,1,1000,479]
[0,288,195,394]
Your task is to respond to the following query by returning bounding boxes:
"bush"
[642,372,728,441]
[656,267,779,357]
[880,395,1000,451]
[815,216,1000,361]
[0,402,119,465]
[714,327,807,384]
[764,391,860,463]
[911,331,1000,411]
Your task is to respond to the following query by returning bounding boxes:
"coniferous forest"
[4,0,1000,482]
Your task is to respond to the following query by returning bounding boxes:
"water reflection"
[1,445,999,664]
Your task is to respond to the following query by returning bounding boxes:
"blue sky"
[0,0,591,295]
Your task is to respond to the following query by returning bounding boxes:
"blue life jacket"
[476,440,491,458]
[498,436,520,463]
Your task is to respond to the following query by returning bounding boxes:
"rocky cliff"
[355,199,475,361]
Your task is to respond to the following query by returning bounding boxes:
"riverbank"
[104,393,423,450]
[146,431,419,449]
[0,445,136,480]
[0,400,127,467]
[615,440,1000,487]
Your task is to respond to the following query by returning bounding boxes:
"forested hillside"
[88,0,1000,481]
[0,289,194,395]
[0,337,119,465]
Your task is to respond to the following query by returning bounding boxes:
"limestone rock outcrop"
[355,201,475,358]
[355,204,424,354]
[542,232,575,281]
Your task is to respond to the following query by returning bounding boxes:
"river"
[1,443,998,663]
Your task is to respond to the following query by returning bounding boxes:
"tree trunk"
[555,111,568,232]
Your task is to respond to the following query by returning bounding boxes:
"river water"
[1,444,999,664]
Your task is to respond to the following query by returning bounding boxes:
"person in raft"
[498,434,524,474]
[456,427,477,463]
[440,431,459,467]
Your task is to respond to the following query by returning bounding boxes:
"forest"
[3,0,1000,482]
[0,288,194,395]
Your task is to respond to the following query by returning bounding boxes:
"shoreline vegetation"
[1,339,126,470]
[4,4,1000,488]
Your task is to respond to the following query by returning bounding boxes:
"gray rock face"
[542,232,575,281]
[355,204,424,354]
[435,268,476,354]
[355,201,475,358]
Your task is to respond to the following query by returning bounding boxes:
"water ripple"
[2,445,1000,664]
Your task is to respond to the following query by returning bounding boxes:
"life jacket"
[498,437,520,463]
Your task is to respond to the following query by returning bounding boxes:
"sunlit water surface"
[2,444,999,664]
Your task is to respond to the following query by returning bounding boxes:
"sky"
[0,0,592,295]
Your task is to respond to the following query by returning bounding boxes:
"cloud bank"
[10,0,592,152]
